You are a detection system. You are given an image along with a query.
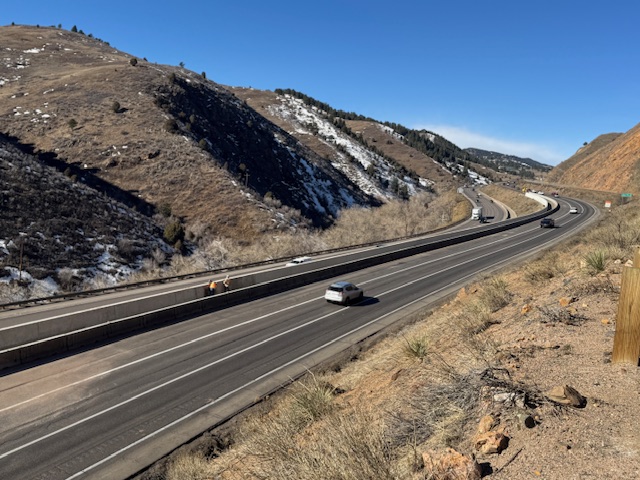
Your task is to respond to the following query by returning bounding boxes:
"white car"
[285,256,312,267]
[569,206,578,214]
[324,281,364,305]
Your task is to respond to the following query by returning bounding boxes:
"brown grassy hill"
[0,26,272,239]
[0,25,382,242]
[546,124,640,194]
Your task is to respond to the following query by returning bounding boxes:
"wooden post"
[612,264,640,364]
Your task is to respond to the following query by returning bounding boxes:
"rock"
[516,413,536,428]
[521,304,533,314]
[422,448,482,480]
[559,297,573,307]
[545,385,587,408]
[494,392,516,404]
[477,415,497,434]
[474,431,509,454]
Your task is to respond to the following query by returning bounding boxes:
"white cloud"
[416,124,565,166]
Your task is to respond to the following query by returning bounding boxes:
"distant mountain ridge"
[464,148,552,178]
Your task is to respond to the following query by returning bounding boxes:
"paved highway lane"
[0,198,597,479]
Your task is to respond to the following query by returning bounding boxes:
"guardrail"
[0,201,559,371]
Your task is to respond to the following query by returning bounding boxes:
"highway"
[0,197,597,479]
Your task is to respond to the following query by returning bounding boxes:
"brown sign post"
[612,250,640,364]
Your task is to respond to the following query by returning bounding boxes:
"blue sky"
[4,1,639,165]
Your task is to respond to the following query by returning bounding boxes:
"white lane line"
[66,226,554,478]
[1,221,556,465]
[0,220,549,413]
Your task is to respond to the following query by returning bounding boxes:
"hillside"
[0,133,171,296]
[0,25,385,236]
[546,125,640,194]
[465,148,552,179]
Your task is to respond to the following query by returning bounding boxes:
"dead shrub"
[388,367,539,452]
[523,254,559,284]
[566,276,618,297]
[164,450,217,480]
[479,277,511,312]
[246,406,395,480]
[537,305,588,326]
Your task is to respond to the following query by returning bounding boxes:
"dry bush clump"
[216,378,396,480]
[565,276,618,298]
[403,334,430,361]
[585,207,640,250]
[163,450,218,480]
[522,252,566,284]
[536,305,588,326]
[387,366,535,453]
[479,277,511,312]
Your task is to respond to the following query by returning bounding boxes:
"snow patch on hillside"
[268,94,426,201]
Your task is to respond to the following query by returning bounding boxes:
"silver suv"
[324,281,364,305]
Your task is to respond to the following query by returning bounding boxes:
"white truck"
[471,206,483,220]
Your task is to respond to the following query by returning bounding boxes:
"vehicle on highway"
[471,206,483,220]
[540,218,555,228]
[324,281,364,305]
[569,206,578,214]
[286,256,312,266]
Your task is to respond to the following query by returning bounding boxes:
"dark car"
[540,218,555,228]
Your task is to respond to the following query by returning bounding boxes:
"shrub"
[584,250,608,275]
[164,118,179,133]
[158,202,172,217]
[479,277,511,312]
[164,221,184,246]
[111,101,121,113]
[403,335,429,361]
[68,118,77,129]
[290,375,337,425]
[164,451,217,480]
[129,57,138,66]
